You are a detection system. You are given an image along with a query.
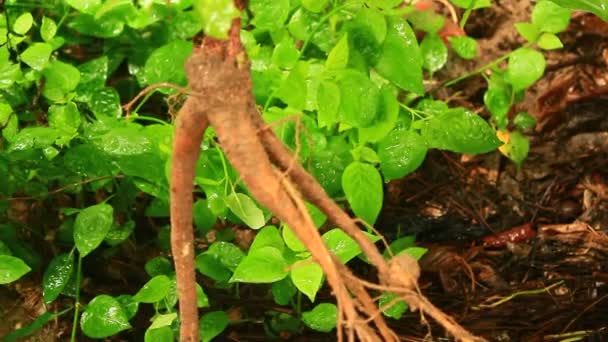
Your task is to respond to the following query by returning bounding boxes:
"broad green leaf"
[325,34,349,71]
[342,162,383,224]
[195,254,232,281]
[95,126,152,155]
[499,131,530,166]
[41,17,58,42]
[399,246,428,260]
[81,295,131,338]
[336,69,379,128]
[194,199,217,234]
[74,203,114,257]
[225,192,265,229]
[514,112,537,129]
[349,8,387,64]
[484,87,511,130]
[75,56,109,102]
[250,0,289,31]
[538,32,563,50]
[276,62,308,110]
[133,275,172,303]
[231,246,288,283]
[89,87,121,117]
[249,225,284,253]
[448,36,478,59]
[302,0,328,12]
[514,22,540,42]
[302,303,337,332]
[421,108,501,154]
[66,0,102,13]
[272,277,297,305]
[116,294,139,320]
[506,48,545,91]
[322,228,380,263]
[48,102,81,135]
[200,311,229,342]
[378,130,427,181]
[532,1,572,33]
[193,0,240,39]
[13,12,33,35]
[282,225,307,252]
[0,103,12,126]
[145,326,173,342]
[549,0,608,21]
[379,292,407,319]
[42,60,81,102]
[144,41,192,90]
[317,80,340,128]
[7,127,59,152]
[383,236,416,259]
[0,61,21,89]
[272,37,300,69]
[104,220,135,246]
[290,259,323,302]
[20,43,52,71]
[206,241,245,271]
[359,87,400,143]
[421,34,447,72]
[375,17,424,94]
[149,313,177,329]
[42,253,74,303]
[0,255,31,284]
[144,256,173,277]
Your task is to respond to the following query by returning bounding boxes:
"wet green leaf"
[448,36,478,59]
[144,326,173,342]
[144,41,192,91]
[538,32,563,50]
[421,34,447,72]
[272,277,297,305]
[342,162,383,224]
[290,259,323,301]
[231,246,288,283]
[81,295,131,338]
[193,0,239,39]
[250,0,289,31]
[13,12,33,35]
[225,192,265,229]
[200,311,229,342]
[532,1,571,33]
[74,203,114,257]
[40,17,58,42]
[378,130,427,180]
[42,60,81,102]
[42,253,74,303]
[506,48,545,91]
[249,226,284,253]
[302,303,337,332]
[133,275,172,303]
[20,43,52,71]
[0,255,31,284]
[514,112,537,129]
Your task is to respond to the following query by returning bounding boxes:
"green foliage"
[0,0,579,339]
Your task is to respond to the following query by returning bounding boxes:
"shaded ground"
[3,1,608,341]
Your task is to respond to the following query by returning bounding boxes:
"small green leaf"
[225,192,265,229]
[342,162,383,224]
[144,256,173,277]
[89,87,121,117]
[48,102,81,135]
[43,60,81,102]
[20,43,53,71]
[322,228,379,263]
[206,241,245,271]
[272,277,297,305]
[484,87,511,130]
[133,275,172,303]
[0,255,31,284]
[13,12,33,35]
[74,203,114,257]
[193,0,239,39]
[145,326,173,342]
[282,225,307,252]
[81,295,131,338]
[197,283,210,308]
[42,253,74,304]
[500,131,530,166]
[514,112,537,129]
[383,236,416,259]
[40,17,58,42]
[290,259,323,301]
[325,34,349,71]
[317,81,340,128]
[194,199,217,234]
[302,303,337,332]
[144,41,192,90]
[538,32,563,50]
[66,0,102,13]
[200,311,229,342]
[336,69,379,128]
[379,292,407,319]
[400,246,428,260]
[506,48,546,91]
[421,34,447,72]
[532,0,571,33]
[302,0,328,12]
[448,36,478,60]
[231,246,288,283]
[375,17,423,94]
[514,22,540,42]
[378,130,427,181]
[276,62,308,110]
[359,87,400,143]
[116,294,139,320]
[149,313,177,330]
[250,0,289,31]
[196,254,232,282]
[0,103,13,127]
[272,37,300,69]
[249,225,284,253]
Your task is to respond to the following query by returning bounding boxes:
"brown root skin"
[170,97,208,342]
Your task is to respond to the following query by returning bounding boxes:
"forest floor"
[2,0,608,341]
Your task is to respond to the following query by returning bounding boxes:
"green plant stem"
[70,254,83,342]
[129,115,169,125]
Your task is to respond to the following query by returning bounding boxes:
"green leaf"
[133,275,172,303]
[13,12,33,35]
[514,112,537,129]
[196,254,232,281]
[89,87,121,117]
[20,43,53,71]
[272,37,300,69]
[400,246,428,260]
[42,60,81,102]
[197,283,210,308]
[448,36,478,59]
[231,246,288,283]
[484,87,511,130]
[549,0,608,21]
[506,48,546,91]
[359,87,400,143]
[451,0,491,8]
[317,80,340,128]
[276,62,308,110]
[144,41,192,90]
[342,162,383,224]
[272,277,297,305]
[375,17,423,94]
[336,69,379,128]
[48,102,81,137]
[500,131,530,165]
[250,225,284,253]
[149,313,177,329]
[322,228,380,263]
[0,255,31,284]
[421,34,447,72]
[383,236,416,259]
[116,294,139,320]
[194,199,217,234]
[144,256,173,277]
[532,0,572,33]
[290,259,323,301]
[349,8,387,64]
[200,311,229,342]
[250,0,289,31]
[66,0,102,13]
[81,295,131,338]
[74,203,114,257]
[42,253,74,304]
[40,17,58,42]
[421,108,501,154]
[0,102,13,127]
[145,326,174,342]
[0,61,21,89]
[379,292,407,319]
[225,192,266,229]
[302,303,337,332]
[104,220,135,246]
[325,34,349,71]
[282,225,307,252]
[538,32,563,50]
[193,0,240,39]
[514,22,540,42]
[408,9,445,34]
[206,242,245,271]
[302,0,328,12]
[378,130,427,181]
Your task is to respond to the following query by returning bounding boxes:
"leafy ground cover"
[1,0,608,341]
